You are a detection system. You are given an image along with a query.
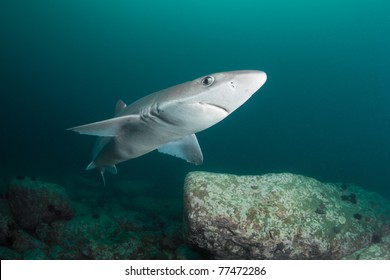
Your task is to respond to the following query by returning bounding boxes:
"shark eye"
[201,76,214,86]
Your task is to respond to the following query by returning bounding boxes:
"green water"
[0,0,389,197]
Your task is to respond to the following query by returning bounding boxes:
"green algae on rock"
[343,234,390,260]
[35,214,121,246]
[184,172,390,259]
[7,177,74,230]
[0,245,22,260]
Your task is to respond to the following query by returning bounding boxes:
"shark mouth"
[200,102,230,114]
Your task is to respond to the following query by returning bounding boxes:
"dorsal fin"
[115,99,127,115]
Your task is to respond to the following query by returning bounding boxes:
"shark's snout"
[253,70,267,88]
[234,70,267,93]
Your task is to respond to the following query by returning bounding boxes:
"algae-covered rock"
[47,245,85,259]
[22,248,48,260]
[36,214,121,246]
[81,232,144,259]
[11,229,48,252]
[184,172,390,259]
[343,234,390,260]
[0,245,22,259]
[7,177,74,230]
[0,214,15,246]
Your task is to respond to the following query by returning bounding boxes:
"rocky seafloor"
[1,172,389,260]
[0,176,200,259]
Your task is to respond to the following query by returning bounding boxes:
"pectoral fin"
[67,115,140,136]
[158,134,203,165]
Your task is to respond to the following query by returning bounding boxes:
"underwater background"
[0,0,389,259]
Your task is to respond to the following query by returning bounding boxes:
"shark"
[67,70,267,184]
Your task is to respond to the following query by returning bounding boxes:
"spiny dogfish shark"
[67,70,267,185]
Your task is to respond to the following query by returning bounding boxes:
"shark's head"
[193,70,267,113]
[155,70,267,133]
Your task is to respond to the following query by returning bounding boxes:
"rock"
[0,245,22,259]
[48,245,81,260]
[36,214,121,246]
[22,248,48,260]
[81,233,144,259]
[1,220,48,256]
[0,214,16,246]
[7,177,74,230]
[343,234,390,260]
[48,245,84,260]
[175,244,203,260]
[184,172,390,259]
[11,229,47,252]
[108,210,186,259]
[0,197,10,215]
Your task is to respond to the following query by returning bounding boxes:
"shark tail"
[86,162,117,186]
